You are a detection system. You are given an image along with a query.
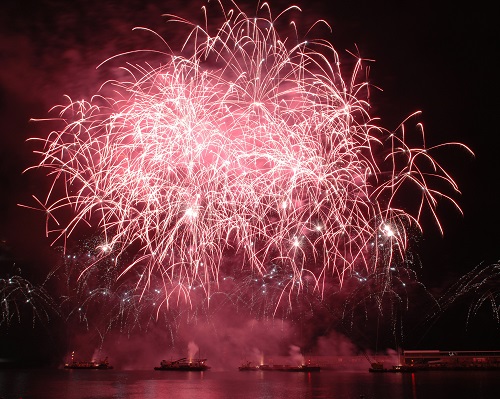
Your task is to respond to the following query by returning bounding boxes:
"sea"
[1,369,499,399]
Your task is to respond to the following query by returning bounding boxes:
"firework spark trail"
[428,263,500,326]
[0,272,56,327]
[25,1,472,311]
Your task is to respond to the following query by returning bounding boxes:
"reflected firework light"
[25,1,471,315]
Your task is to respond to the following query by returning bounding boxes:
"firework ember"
[1,267,55,327]
[25,1,471,311]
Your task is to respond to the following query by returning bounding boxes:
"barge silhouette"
[154,357,210,371]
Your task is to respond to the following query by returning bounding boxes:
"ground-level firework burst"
[25,0,471,312]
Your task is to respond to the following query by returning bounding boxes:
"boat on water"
[239,361,320,372]
[368,362,414,373]
[259,364,321,372]
[154,357,211,371]
[64,357,113,370]
[238,361,260,371]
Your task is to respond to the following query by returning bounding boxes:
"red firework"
[24,1,472,311]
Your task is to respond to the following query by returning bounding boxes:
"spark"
[26,1,472,312]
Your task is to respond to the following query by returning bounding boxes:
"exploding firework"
[0,265,56,328]
[430,263,500,326]
[25,0,471,313]
[57,239,182,336]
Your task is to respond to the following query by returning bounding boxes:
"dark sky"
[0,0,499,366]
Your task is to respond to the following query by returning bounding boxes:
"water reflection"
[0,369,499,399]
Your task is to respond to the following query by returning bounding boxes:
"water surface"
[1,369,499,399]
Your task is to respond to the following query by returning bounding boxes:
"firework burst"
[0,267,56,328]
[25,1,471,312]
[431,263,500,326]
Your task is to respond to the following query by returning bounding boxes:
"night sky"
[0,0,498,368]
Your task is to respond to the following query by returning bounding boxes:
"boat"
[64,357,113,370]
[368,362,415,373]
[154,357,210,371]
[239,362,320,372]
[238,361,260,371]
[259,364,321,372]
